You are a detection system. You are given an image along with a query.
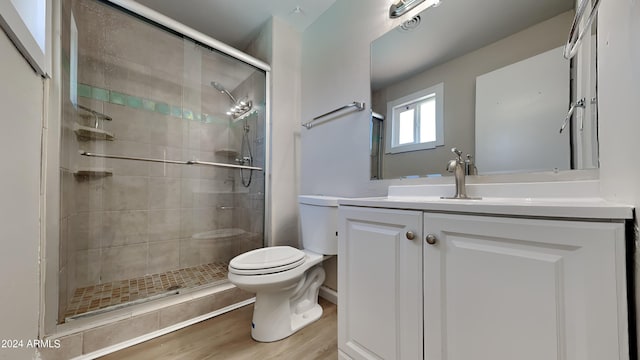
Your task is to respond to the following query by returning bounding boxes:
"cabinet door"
[423,213,628,360]
[338,206,423,360]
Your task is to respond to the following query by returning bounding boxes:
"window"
[0,0,50,76]
[385,83,444,154]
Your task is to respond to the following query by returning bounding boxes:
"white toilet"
[227,195,339,342]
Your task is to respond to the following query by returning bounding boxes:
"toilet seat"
[229,246,306,275]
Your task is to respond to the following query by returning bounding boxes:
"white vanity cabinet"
[338,205,630,360]
[338,206,424,360]
[423,212,628,360]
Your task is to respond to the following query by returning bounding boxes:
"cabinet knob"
[425,234,438,245]
[406,231,416,240]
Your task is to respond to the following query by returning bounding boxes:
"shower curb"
[71,298,256,360]
[38,284,252,360]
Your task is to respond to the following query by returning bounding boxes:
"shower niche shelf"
[74,123,115,141]
[214,148,239,157]
[73,167,113,178]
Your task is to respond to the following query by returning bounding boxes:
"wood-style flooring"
[99,298,337,360]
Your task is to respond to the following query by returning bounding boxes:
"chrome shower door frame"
[42,0,272,338]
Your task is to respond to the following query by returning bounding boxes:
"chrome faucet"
[442,148,480,200]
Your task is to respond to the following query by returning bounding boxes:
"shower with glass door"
[57,0,266,323]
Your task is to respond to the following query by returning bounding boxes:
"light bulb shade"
[390,0,425,18]
[389,0,441,18]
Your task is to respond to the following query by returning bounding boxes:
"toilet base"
[250,266,325,342]
[290,302,323,333]
[251,302,323,342]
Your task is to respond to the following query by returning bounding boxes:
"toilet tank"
[299,195,340,255]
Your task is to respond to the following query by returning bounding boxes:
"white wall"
[598,0,640,204]
[0,28,42,360]
[269,18,303,248]
[301,0,409,197]
[597,1,640,353]
[246,18,302,248]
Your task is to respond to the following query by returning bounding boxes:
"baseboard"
[319,285,337,304]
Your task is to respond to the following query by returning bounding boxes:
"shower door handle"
[80,152,263,171]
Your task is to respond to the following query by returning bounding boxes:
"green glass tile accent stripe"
[142,99,155,111]
[109,91,126,105]
[126,95,142,109]
[78,84,92,98]
[155,102,170,115]
[171,106,182,118]
[91,87,110,102]
[76,83,232,123]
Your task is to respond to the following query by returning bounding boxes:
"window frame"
[0,0,50,76]
[385,82,444,154]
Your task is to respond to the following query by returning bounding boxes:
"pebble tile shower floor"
[64,262,229,320]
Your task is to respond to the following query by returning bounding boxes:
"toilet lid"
[229,246,306,275]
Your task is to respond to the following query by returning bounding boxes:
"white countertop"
[337,180,633,220]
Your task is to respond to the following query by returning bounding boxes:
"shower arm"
[211,81,238,103]
[221,89,238,104]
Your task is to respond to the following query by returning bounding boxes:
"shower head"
[211,81,225,92]
[211,81,252,119]
[210,81,238,104]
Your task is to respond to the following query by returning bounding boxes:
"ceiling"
[134,0,337,50]
[132,0,575,92]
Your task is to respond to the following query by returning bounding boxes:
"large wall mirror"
[370,0,598,179]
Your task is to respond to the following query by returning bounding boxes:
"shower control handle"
[426,234,438,245]
[406,231,416,240]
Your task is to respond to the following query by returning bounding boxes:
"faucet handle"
[465,154,478,175]
[446,159,458,172]
[451,147,462,160]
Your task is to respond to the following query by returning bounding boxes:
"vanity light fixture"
[389,0,441,19]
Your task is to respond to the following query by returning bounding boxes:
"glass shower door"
[58,0,265,323]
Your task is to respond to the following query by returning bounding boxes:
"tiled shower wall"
[230,71,267,237]
[59,0,264,322]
